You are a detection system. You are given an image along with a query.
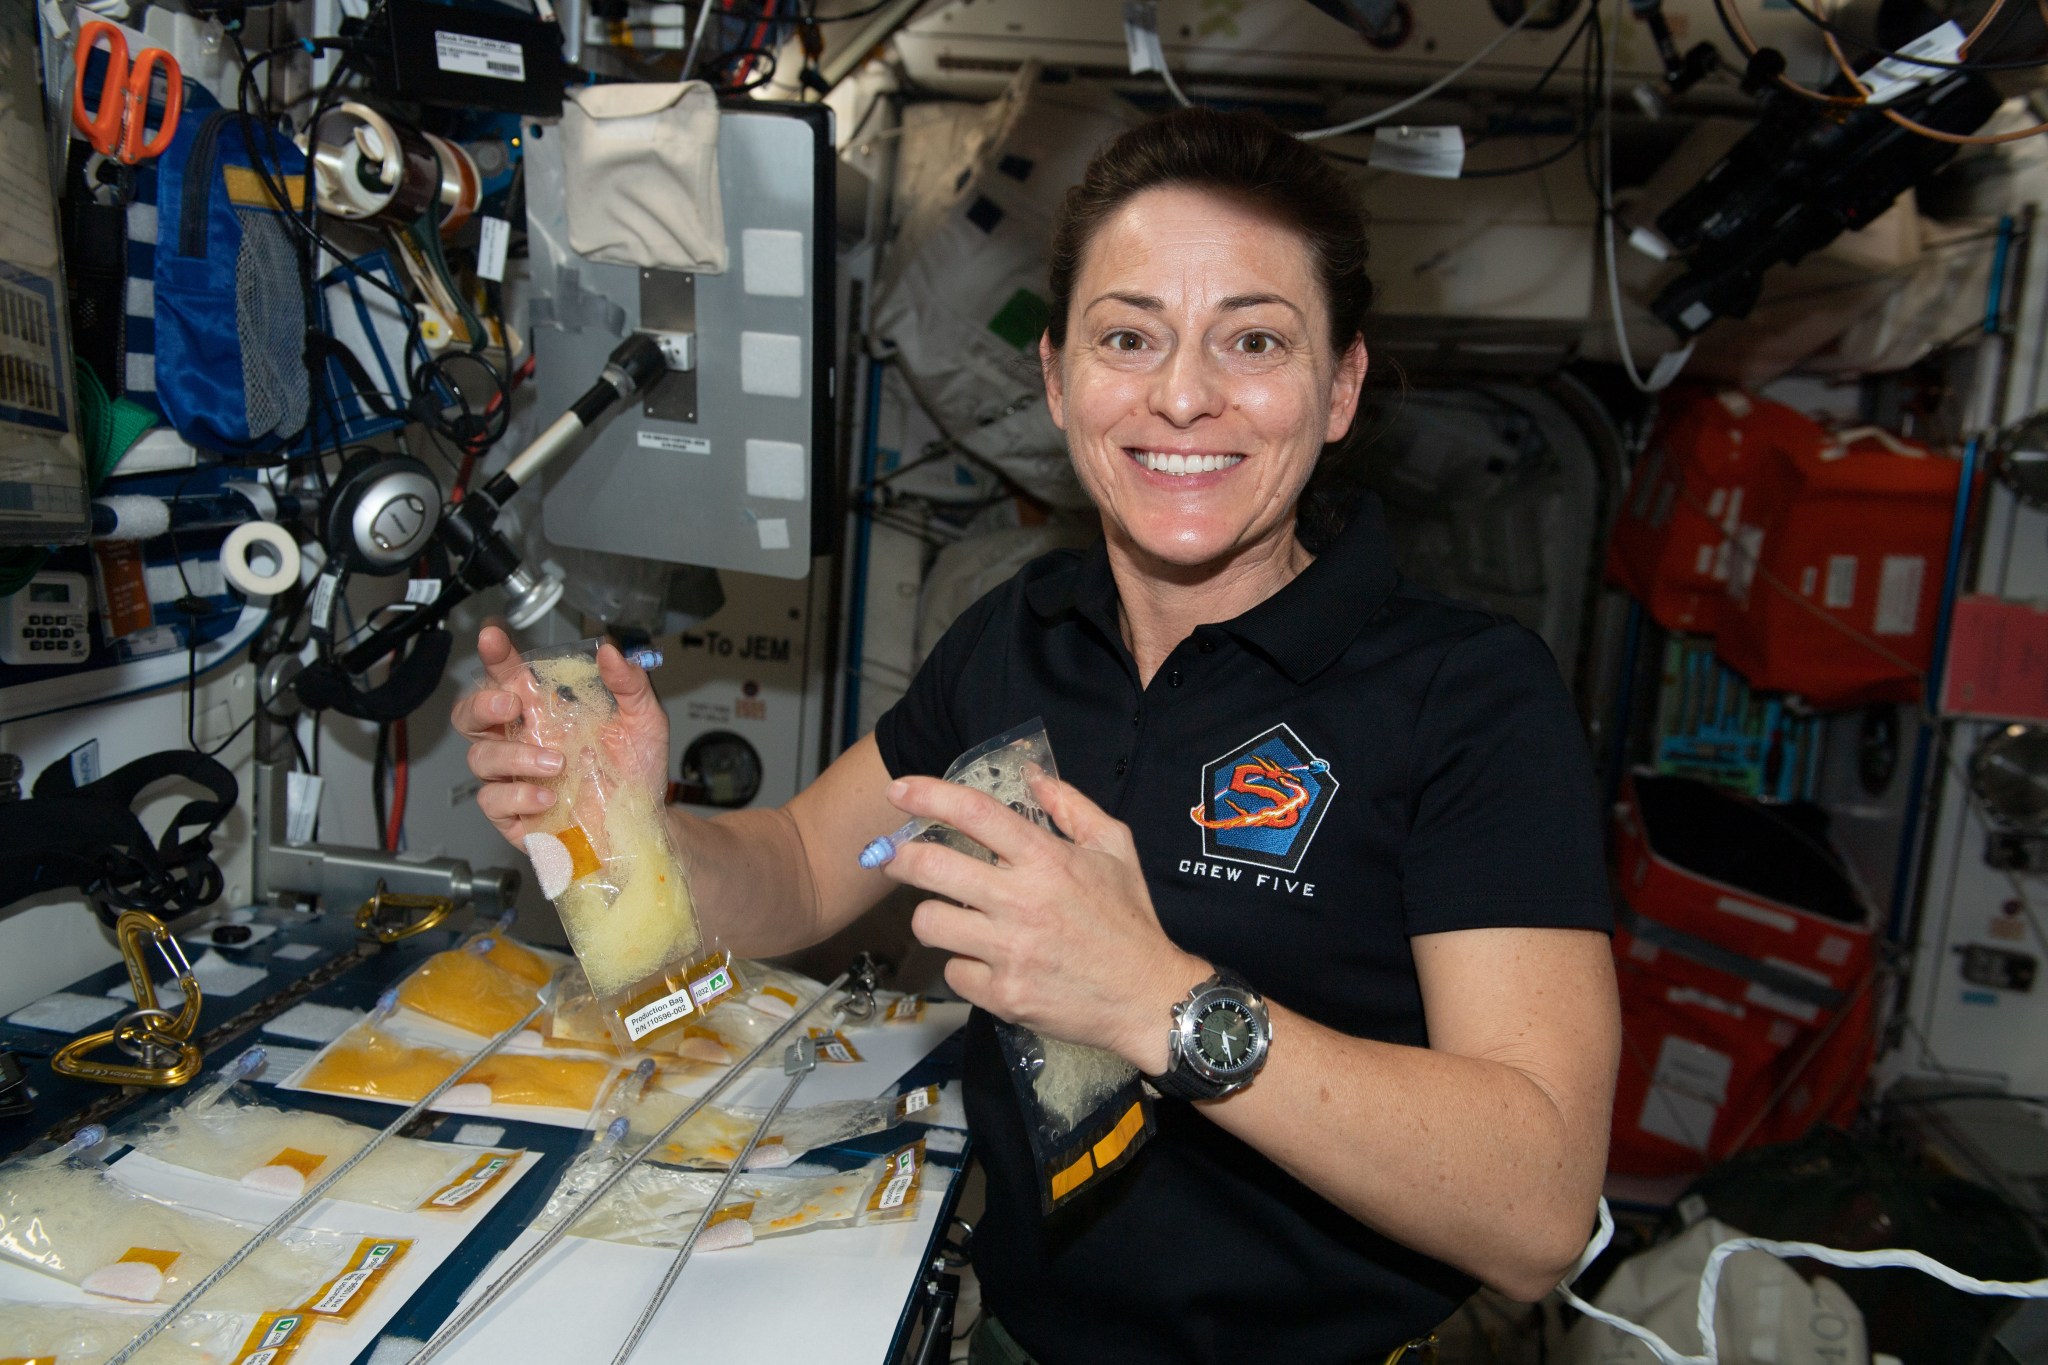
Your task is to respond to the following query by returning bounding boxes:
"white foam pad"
[741,1145,795,1172]
[95,495,171,541]
[524,832,572,900]
[241,1164,309,1197]
[698,1218,755,1252]
[82,1261,166,1302]
[443,1082,495,1108]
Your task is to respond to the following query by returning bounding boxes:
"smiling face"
[1042,184,1368,577]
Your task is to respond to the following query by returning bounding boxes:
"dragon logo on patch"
[1189,723,1338,875]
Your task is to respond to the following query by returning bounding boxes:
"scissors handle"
[120,47,183,163]
[70,20,129,158]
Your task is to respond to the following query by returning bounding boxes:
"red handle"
[121,47,183,162]
[69,21,128,158]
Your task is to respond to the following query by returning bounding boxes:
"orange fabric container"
[1714,427,1959,708]
[1606,386,1823,636]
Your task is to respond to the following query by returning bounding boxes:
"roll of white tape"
[221,521,302,597]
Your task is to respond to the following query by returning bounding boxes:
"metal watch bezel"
[1171,977,1271,1087]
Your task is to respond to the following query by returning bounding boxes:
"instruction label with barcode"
[435,31,526,82]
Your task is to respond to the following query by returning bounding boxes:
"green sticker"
[987,288,1052,351]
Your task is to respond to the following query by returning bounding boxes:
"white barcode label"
[1874,555,1925,636]
[899,1086,932,1116]
[285,772,324,845]
[404,578,441,605]
[689,966,733,1006]
[435,31,527,82]
[1824,555,1857,609]
[477,217,510,283]
[622,983,694,1040]
[1861,21,1965,104]
[879,1170,915,1209]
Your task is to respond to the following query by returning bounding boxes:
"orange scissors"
[70,21,182,165]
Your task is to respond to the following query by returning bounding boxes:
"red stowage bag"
[1605,386,1824,636]
[1611,921,1877,1176]
[1713,426,1959,709]
[1607,771,1879,1176]
[1612,771,1874,994]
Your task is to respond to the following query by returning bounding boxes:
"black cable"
[1765,0,2048,73]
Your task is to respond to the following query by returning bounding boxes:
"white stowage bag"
[561,81,726,272]
[1560,1217,1869,1365]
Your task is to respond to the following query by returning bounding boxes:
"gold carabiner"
[51,910,204,1087]
[1380,1334,1439,1365]
[354,880,455,943]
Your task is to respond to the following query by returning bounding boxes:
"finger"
[477,625,528,690]
[888,776,1053,868]
[467,738,565,782]
[452,687,523,740]
[1031,772,1128,852]
[942,956,995,1011]
[883,839,1007,911]
[479,782,556,824]
[909,898,999,959]
[596,639,664,724]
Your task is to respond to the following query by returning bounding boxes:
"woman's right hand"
[451,625,674,848]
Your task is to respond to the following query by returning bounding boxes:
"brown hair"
[1043,106,1376,550]
[1044,106,1374,354]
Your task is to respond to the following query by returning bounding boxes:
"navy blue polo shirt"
[874,495,1610,1364]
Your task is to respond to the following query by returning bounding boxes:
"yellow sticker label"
[419,1151,522,1212]
[867,1140,925,1216]
[760,985,799,1007]
[886,994,927,1024]
[301,1238,412,1320]
[706,1201,754,1228]
[228,1310,312,1364]
[267,1148,328,1179]
[1048,1150,1095,1203]
[1,1355,58,1364]
[221,165,307,212]
[807,1028,863,1064]
[1090,1101,1147,1171]
[118,1246,182,1272]
[557,824,603,880]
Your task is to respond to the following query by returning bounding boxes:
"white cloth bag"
[561,81,727,272]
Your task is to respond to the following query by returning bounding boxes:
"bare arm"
[674,734,908,958]
[1194,926,1619,1301]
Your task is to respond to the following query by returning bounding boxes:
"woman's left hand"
[880,772,1207,1072]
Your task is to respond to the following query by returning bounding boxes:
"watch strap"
[1147,968,1267,1102]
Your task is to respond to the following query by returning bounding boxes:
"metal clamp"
[354,880,456,943]
[840,951,888,1023]
[52,910,203,1088]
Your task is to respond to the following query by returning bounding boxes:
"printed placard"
[434,30,526,81]
[420,1150,522,1211]
[301,1238,412,1320]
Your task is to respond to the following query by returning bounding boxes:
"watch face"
[1193,997,1260,1074]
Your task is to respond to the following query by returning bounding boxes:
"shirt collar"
[1024,494,1401,683]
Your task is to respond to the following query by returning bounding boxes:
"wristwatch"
[1148,968,1272,1101]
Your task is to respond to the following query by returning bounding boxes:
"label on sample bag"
[886,993,926,1024]
[1,1356,57,1364]
[870,1141,925,1215]
[119,1246,182,1272]
[688,962,736,1008]
[302,1238,412,1319]
[228,1310,311,1364]
[434,30,526,81]
[807,1028,863,1064]
[623,982,696,1041]
[708,1200,755,1228]
[759,985,799,1009]
[896,1084,938,1119]
[422,1150,522,1211]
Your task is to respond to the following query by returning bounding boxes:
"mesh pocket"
[235,208,308,439]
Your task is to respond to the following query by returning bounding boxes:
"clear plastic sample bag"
[504,640,737,1053]
[907,720,1155,1214]
[0,1300,254,1365]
